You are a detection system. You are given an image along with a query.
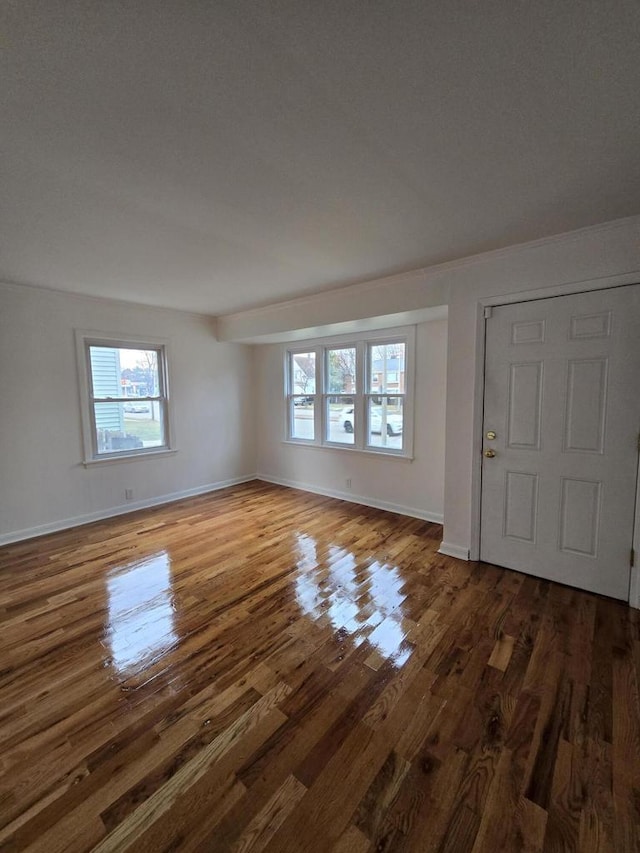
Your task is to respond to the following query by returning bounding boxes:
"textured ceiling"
[2,1,639,315]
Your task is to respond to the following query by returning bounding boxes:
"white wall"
[2,216,639,555]
[218,216,640,556]
[441,223,640,558]
[254,319,447,521]
[0,282,255,542]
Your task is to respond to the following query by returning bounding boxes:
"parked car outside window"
[340,406,403,436]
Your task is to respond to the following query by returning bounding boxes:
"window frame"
[75,331,175,464]
[323,344,359,448]
[286,349,319,442]
[364,337,408,452]
[284,327,415,458]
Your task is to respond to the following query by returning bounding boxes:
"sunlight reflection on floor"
[294,532,413,666]
[105,551,178,676]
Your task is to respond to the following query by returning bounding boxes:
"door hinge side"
[631,548,636,568]
[483,306,493,319]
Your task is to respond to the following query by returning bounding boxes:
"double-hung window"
[76,333,172,462]
[365,340,407,450]
[325,346,357,446]
[288,350,317,441]
[285,329,414,457]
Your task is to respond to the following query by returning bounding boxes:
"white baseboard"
[438,541,471,561]
[1,473,444,547]
[256,473,444,524]
[0,475,257,546]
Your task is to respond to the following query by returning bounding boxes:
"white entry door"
[480,285,640,600]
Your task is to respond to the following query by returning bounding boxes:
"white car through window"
[340,406,403,436]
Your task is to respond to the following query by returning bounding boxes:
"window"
[326,347,356,445]
[285,329,414,457]
[366,341,406,451]
[76,333,172,462]
[288,350,317,440]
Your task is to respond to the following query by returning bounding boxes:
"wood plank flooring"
[0,480,639,851]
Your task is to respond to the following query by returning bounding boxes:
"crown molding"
[217,214,640,324]
[0,278,217,324]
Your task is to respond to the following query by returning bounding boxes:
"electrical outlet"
[345,478,352,489]
[125,488,134,501]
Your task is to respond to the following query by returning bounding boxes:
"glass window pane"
[366,397,403,450]
[94,402,165,454]
[369,342,405,394]
[291,352,316,395]
[327,347,356,394]
[89,345,161,398]
[327,396,355,444]
[291,397,315,440]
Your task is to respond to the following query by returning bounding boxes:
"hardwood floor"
[0,481,639,852]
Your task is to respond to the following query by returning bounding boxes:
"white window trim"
[75,330,176,465]
[321,341,361,450]
[284,326,416,459]
[364,334,412,453]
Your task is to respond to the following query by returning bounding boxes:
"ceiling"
[2,1,639,316]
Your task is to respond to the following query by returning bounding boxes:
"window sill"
[82,448,178,467]
[282,439,413,461]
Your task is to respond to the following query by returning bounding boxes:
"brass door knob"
[483,449,496,458]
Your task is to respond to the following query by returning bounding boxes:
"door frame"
[469,271,640,607]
